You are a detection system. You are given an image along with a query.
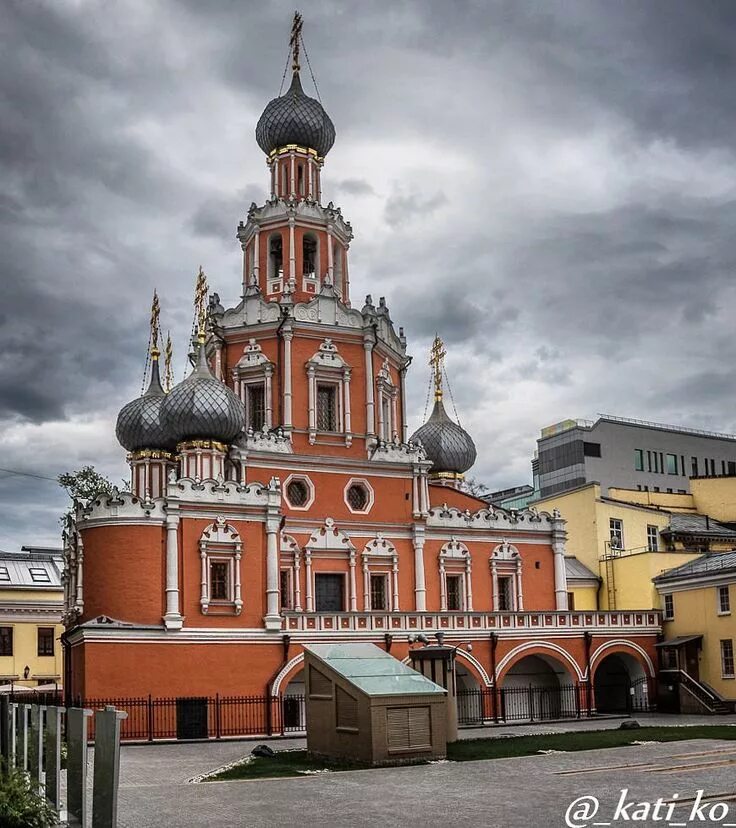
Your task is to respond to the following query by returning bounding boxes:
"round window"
[286,479,309,507]
[347,483,369,511]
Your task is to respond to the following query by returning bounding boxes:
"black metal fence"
[72,694,306,742]
[457,677,656,726]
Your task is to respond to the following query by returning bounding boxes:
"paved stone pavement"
[112,715,736,827]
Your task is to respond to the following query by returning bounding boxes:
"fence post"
[45,706,63,815]
[18,703,30,770]
[147,694,153,743]
[67,707,93,827]
[215,694,221,740]
[28,704,44,786]
[575,683,581,719]
[92,706,128,828]
[528,685,534,722]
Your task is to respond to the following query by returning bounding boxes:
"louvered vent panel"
[386,707,431,751]
[386,708,410,751]
[407,707,431,748]
[336,686,358,730]
[309,666,333,698]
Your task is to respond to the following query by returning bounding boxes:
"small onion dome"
[256,71,335,158]
[116,358,175,453]
[410,398,477,476]
[160,343,245,446]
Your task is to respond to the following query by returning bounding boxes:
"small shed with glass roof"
[303,642,447,766]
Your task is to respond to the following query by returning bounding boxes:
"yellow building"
[0,546,64,689]
[653,551,735,708]
[536,481,736,611]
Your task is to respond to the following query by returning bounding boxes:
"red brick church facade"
[63,21,659,718]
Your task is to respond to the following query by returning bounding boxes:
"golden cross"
[149,290,161,357]
[164,331,173,392]
[194,266,208,342]
[429,334,446,401]
[290,11,303,73]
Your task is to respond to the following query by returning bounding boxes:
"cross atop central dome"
[255,13,336,158]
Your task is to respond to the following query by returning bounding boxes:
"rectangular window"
[446,575,462,611]
[722,460,727,475]
[280,570,291,611]
[497,576,513,611]
[659,453,664,475]
[647,450,652,472]
[37,627,54,657]
[634,449,644,471]
[28,568,50,583]
[710,458,716,476]
[609,518,624,550]
[680,455,685,476]
[209,561,230,601]
[315,573,344,612]
[663,594,674,620]
[691,456,698,477]
[647,525,659,552]
[0,627,12,656]
[567,591,575,611]
[718,585,731,615]
[316,384,337,431]
[653,486,660,493]
[583,442,601,457]
[729,461,736,475]
[370,574,387,611]
[247,383,266,432]
[721,640,735,678]
[0,567,8,582]
[666,453,678,475]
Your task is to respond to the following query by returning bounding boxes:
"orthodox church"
[62,17,659,718]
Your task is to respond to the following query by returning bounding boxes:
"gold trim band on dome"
[176,439,229,453]
[430,471,465,481]
[268,145,321,160]
[129,450,174,460]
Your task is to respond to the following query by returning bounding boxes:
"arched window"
[333,243,343,295]
[302,233,319,281]
[362,535,398,611]
[199,517,243,615]
[267,233,284,293]
[297,163,305,196]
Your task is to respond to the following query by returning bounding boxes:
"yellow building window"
[718,586,731,615]
[37,627,55,657]
[721,640,735,679]
[0,627,12,656]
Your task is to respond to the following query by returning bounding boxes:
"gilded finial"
[429,334,446,401]
[149,290,161,360]
[194,266,208,344]
[290,11,303,74]
[164,331,173,392]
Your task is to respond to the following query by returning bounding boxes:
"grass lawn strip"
[203,725,736,781]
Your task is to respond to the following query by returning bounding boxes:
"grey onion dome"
[410,398,477,475]
[160,343,245,446]
[116,359,176,452]
[255,71,336,157]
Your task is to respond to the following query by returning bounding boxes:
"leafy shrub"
[0,760,57,828]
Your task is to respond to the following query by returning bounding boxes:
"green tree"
[58,465,115,504]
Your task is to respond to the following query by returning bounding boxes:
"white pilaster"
[164,512,183,629]
[283,328,293,431]
[413,525,427,611]
[264,515,281,630]
[363,336,375,437]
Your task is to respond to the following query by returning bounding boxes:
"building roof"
[564,556,601,582]
[540,414,736,442]
[304,643,446,697]
[664,513,736,539]
[654,635,703,648]
[0,549,63,589]
[653,550,736,583]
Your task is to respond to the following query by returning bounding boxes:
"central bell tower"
[238,12,352,305]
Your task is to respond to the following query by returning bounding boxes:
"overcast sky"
[2,0,736,551]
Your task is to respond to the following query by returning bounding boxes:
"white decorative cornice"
[306,337,350,369]
[234,427,293,455]
[166,475,281,509]
[367,437,427,464]
[76,488,166,526]
[426,504,556,534]
[305,517,355,553]
[235,338,271,370]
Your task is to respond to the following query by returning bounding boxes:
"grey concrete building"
[534,414,736,499]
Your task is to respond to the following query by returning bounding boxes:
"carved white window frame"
[490,541,523,612]
[376,358,399,442]
[284,473,315,511]
[344,477,375,515]
[362,536,399,612]
[439,538,472,612]
[306,340,352,447]
[232,339,274,432]
[303,518,357,612]
[199,517,243,615]
[281,533,302,612]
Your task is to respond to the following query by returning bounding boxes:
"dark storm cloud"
[2,0,736,549]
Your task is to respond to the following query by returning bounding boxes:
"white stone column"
[412,471,420,518]
[376,384,384,440]
[283,328,293,431]
[253,230,260,281]
[400,365,408,442]
[164,513,183,629]
[234,545,243,615]
[344,244,350,303]
[307,157,314,199]
[265,366,273,429]
[419,470,429,515]
[288,218,296,283]
[75,539,84,610]
[516,558,524,611]
[327,227,334,283]
[264,516,281,630]
[343,369,352,446]
[305,550,313,612]
[307,364,316,442]
[491,560,499,611]
[289,151,295,198]
[439,561,447,612]
[413,526,426,611]
[392,557,400,612]
[465,558,473,612]
[552,515,569,610]
[270,163,275,199]
[362,560,370,610]
[293,551,302,612]
[363,336,375,437]
[199,544,208,614]
[349,550,357,612]
[391,391,398,440]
